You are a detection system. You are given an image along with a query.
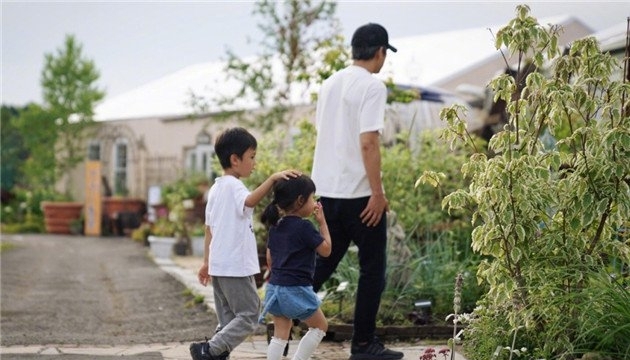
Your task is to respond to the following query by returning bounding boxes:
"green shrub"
[248,120,484,325]
[436,5,630,359]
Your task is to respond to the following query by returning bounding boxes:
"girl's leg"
[268,316,291,360]
[291,309,327,360]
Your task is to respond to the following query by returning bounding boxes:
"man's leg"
[352,211,387,343]
[312,197,351,292]
[345,199,402,359]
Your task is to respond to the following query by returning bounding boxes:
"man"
[311,23,403,360]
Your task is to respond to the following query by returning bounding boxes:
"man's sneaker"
[349,337,404,360]
[189,337,230,360]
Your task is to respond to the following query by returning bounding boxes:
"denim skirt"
[258,283,321,323]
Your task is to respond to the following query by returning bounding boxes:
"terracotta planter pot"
[41,201,84,234]
[103,197,146,236]
[103,197,145,215]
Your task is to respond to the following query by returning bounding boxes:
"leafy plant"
[192,0,345,132]
[573,272,630,358]
[244,112,484,324]
[158,172,210,252]
[150,217,177,237]
[14,35,105,198]
[428,5,629,359]
[1,105,28,191]
[131,222,151,244]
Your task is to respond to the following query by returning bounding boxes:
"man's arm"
[360,131,389,226]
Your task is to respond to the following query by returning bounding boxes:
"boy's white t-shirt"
[311,65,386,198]
[204,175,260,277]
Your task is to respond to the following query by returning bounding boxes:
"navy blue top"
[267,216,324,286]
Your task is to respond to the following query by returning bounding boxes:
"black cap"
[351,23,397,53]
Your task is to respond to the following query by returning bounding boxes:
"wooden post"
[85,161,102,236]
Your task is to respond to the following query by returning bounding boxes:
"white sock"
[267,336,288,360]
[292,328,326,360]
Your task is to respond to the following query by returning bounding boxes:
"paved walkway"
[1,250,467,360]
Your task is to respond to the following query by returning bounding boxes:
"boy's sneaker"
[349,337,404,360]
[189,338,230,360]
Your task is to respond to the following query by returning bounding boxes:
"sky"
[2,1,628,107]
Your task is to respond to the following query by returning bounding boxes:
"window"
[185,131,214,179]
[114,141,128,195]
[87,141,101,161]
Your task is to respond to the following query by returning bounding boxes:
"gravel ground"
[0,234,216,347]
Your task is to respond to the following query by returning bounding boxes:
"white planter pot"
[148,235,176,259]
[191,236,206,257]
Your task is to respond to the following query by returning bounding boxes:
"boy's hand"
[197,263,210,286]
[273,169,301,182]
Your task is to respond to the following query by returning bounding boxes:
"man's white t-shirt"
[204,175,260,277]
[311,65,386,198]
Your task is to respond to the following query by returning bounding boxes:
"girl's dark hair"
[261,174,316,227]
[214,127,257,169]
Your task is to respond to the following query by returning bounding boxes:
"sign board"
[84,161,102,236]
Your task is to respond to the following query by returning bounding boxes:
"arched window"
[185,130,214,179]
[113,139,128,196]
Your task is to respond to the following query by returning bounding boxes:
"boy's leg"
[206,275,260,354]
[213,279,235,333]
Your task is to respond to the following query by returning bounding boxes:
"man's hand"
[360,193,389,227]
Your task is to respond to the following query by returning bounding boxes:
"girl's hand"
[313,201,326,223]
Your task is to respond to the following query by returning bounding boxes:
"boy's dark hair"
[261,175,316,227]
[214,127,257,169]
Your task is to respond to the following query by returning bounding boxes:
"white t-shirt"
[204,175,260,277]
[311,65,386,198]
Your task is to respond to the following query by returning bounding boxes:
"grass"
[183,288,205,308]
[0,241,16,253]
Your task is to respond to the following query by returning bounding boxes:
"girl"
[259,174,332,360]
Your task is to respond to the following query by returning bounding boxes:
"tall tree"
[13,104,58,193]
[0,106,28,192]
[201,0,346,131]
[31,34,105,196]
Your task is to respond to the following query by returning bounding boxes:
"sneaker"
[189,337,230,360]
[349,337,404,360]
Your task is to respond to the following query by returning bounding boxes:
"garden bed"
[266,323,459,342]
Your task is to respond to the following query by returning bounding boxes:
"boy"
[190,127,299,360]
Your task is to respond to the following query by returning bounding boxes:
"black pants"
[312,196,387,344]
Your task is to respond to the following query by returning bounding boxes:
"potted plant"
[130,222,152,246]
[147,218,177,259]
[40,191,84,235]
[189,222,206,257]
[161,174,209,256]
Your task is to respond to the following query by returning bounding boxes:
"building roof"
[93,15,591,122]
[593,21,628,53]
